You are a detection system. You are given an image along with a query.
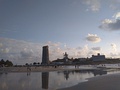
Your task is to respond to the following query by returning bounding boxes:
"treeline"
[25,62,40,66]
[0,59,13,67]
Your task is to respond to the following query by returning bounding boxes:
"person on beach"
[27,65,31,71]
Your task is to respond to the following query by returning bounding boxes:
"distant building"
[91,53,105,61]
[63,52,69,62]
[52,52,72,64]
[41,46,50,65]
[78,58,86,61]
[52,58,64,65]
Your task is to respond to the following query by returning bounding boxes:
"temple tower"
[63,52,68,62]
[41,46,49,65]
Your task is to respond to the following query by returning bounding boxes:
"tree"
[0,59,13,67]
[5,60,13,67]
[25,63,29,66]
[1,59,5,65]
[37,62,40,65]
[33,62,37,65]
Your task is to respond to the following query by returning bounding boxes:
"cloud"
[76,47,82,50]
[67,45,89,58]
[91,47,101,51]
[90,47,101,55]
[0,38,111,64]
[99,12,120,31]
[83,0,101,12]
[0,38,42,64]
[68,45,98,58]
[107,51,120,58]
[78,45,100,57]
[113,12,120,19]
[83,0,120,12]
[111,43,117,51]
[109,0,120,10]
[1,48,9,53]
[0,38,69,64]
[80,45,89,57]
[99,19,120,31]
[46,41,61,47]
[20,48,33,59]
[86,34,101,43]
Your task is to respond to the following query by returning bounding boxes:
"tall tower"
[41,46,49,65]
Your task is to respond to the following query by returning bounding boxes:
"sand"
[58,73,120,90]
[0,65,98,72]
[0,66,64,72]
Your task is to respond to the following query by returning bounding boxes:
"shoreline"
[1,64,120,73]
[0,65,99,73]
[58,72,120,90]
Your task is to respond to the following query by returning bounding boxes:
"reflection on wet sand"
[59,69,107,80]
[40,69,107,89]
[93,70,107,76]
[42,72,49,89]
[0,68,119,90]
[27,71,31,76]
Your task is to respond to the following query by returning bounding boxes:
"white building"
[91,53,105,61]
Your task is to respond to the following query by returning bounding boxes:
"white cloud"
[2,38,120,64]
[102,19,113,24]
[0,38,70,64]
[0,38,42,64]
[76,47,82,50]
[79,45,101,57]
[83,0,101,12]
[66,45,89,58]
[0,37,98,64]
[91,47,101,51]
[1,48,9,53]
[86,34,101,43]
[109,52,120,58]
[46,41,61,47]
[68,45,99,58]
[83,0,120,12]
[99,12,120,31]
[111,43,117,51]
[109,0,120,10]
[113,12,120,19]
[80,45,89,57]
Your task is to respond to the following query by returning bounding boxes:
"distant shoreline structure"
[1,63,120,73]
[1,45,120,66]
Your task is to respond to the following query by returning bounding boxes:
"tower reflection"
[42,72,49,89]
[63,71,70,80]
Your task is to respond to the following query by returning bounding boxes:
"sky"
[0,0,120,64]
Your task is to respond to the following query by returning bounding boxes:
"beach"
[1,65,120,90]
[0,66,64,72]
[58,73,120,90]
[0,65,99,72]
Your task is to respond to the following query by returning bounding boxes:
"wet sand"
[0,65,98,72]
[58,73,120,90]
[0,66,64,72]
[1,66,120,90]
